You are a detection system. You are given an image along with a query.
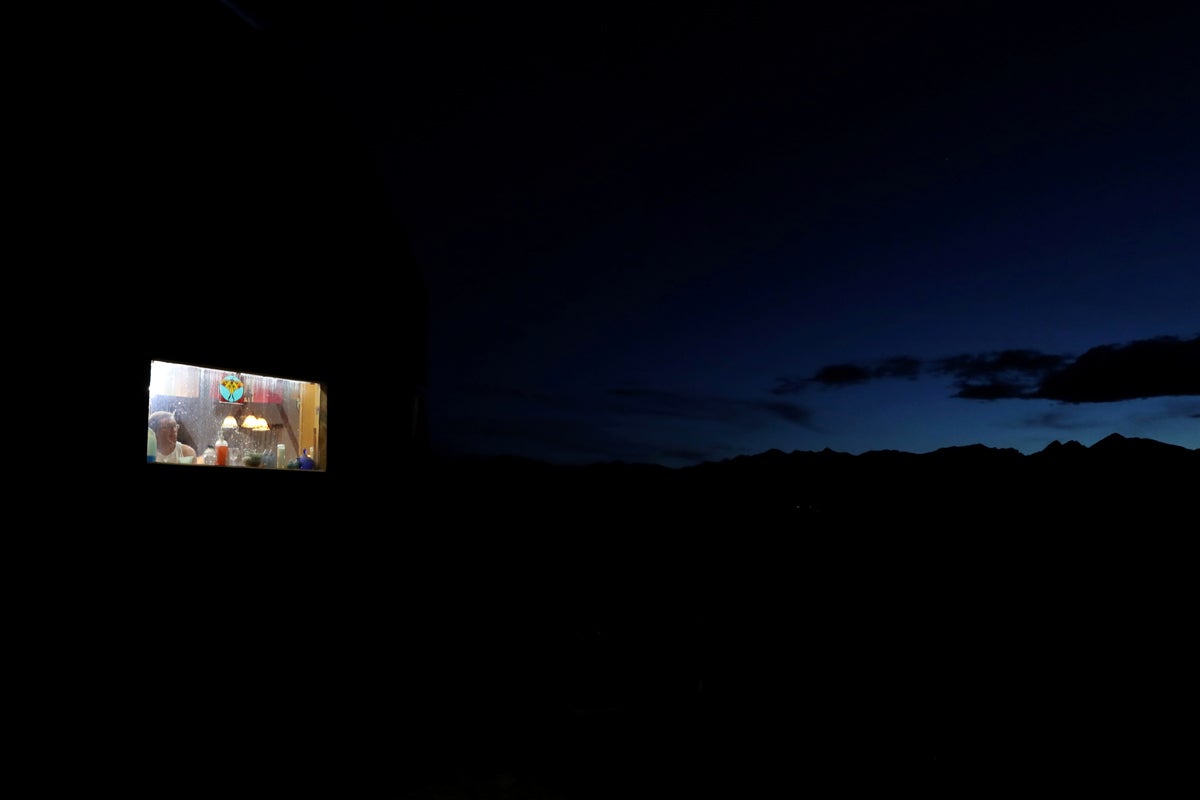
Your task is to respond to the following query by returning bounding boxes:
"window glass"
[148,360,326,470]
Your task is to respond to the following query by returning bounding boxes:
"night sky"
[235,2,1198,467]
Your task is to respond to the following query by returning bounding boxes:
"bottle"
[216,430,229,466]
[203,446,217,466]
[276,443,286,469]
[147,427,157,463]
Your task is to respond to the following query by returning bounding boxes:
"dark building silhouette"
[91,4,432,790]
[124,2,429,489]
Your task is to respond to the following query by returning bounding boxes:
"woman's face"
[158,418,179,447]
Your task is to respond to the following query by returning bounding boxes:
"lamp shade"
[241,413,260,429]
[221,415,239,429]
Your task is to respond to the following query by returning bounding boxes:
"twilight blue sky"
[244,2,1199,467]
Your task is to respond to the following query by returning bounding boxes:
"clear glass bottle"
[215,431,229,466]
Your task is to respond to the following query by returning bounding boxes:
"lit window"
[148,360,325,470]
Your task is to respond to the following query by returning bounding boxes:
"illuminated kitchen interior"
[148,360,326,469]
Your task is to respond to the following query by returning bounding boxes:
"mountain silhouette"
[401,433,1194,793]
[431,432,1195,532]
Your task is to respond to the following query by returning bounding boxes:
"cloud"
[786,355,923,391]
[782,333,1200,403]
[1035,335,1200,403]
[809,363,875,386]
[780,348,1068,396]
[934,349,1069,400]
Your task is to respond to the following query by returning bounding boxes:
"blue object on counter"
[298,448,316,470]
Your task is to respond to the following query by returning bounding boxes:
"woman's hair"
[148,410,177,432]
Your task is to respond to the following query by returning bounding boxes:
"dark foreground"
[70,440,1194,796]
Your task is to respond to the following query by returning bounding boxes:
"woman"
[148,411,198,463]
